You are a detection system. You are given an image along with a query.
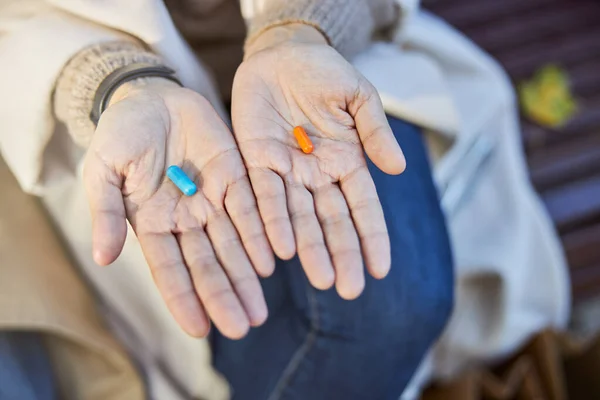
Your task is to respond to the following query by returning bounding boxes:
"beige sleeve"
[54,41,166,147]
[246,0,400,58]
[0,1,157,193]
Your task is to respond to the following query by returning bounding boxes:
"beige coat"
[0,157,145,400]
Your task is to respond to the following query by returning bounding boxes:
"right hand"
[84,78,273,339]
[232,25,406,300]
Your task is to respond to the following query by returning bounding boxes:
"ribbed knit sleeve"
[54,41,166,147]
[246,0,400,59]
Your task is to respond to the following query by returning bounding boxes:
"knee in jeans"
[311,269,454,348]
[411,274,454,342]
[376,279,453,350]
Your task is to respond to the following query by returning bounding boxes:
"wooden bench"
[425,0,600,302]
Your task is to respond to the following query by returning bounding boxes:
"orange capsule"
[293,126,314,154]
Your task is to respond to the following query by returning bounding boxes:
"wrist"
[108,77,180,107]
[245,23,328,60]
[54,41,166,147]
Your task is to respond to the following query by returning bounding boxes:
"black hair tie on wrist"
[90,63,182,125]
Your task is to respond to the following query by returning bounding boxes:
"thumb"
[83,153,127,266]
[351,81,406,175]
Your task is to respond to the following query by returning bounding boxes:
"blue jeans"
[0,332,56,400]
[212,118,454,400]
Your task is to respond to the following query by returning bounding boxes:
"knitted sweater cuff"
[247,0,399,59]
[54,41,166,147]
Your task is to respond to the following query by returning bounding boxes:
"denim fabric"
[0,332,56,400]
[212,117,454,400]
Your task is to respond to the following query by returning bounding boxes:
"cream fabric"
[0,157,145,400]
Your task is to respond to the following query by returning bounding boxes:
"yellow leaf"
[518,65,577,128]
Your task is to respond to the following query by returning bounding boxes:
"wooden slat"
[459,3,600,55]
[522,99,600,152]
[571,264,600,302]
[562,223,600,271]
[496,27,600,78]
[428,0,555,29]
[528,132,600,190]
[542,175,600,231]
[570,59,600,97]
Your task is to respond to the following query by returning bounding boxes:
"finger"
[340,167,391,279]
[351,81,406,175]
[179,228,252,339]
[83,157,127,266]
[313,184,365,300]
[225,176,275,277]
[286,181,335,290]
[206,211,268,328]
[249,168,296,260]
[138,232,210,337]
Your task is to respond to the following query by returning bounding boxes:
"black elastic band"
[91,63,182,125]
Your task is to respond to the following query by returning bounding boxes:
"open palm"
[85,82,271,339]
[232,43,406,299]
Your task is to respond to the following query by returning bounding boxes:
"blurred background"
[419,2,600,398]
[426,0,600,304]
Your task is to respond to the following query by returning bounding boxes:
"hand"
[84,78,272,339]
[233,25,406,300]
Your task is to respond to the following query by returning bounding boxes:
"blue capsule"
[166,165,197,196]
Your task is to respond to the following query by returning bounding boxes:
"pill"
[293,126,314,154]
[166,165,197,196]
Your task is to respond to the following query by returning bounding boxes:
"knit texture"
[54,41,166,147]
[247,0,400,59]
[54,1,399,146]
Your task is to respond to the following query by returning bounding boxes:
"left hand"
[84,79,271,339]
[232,24,406,300]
